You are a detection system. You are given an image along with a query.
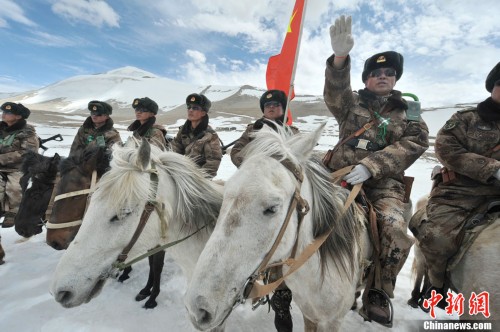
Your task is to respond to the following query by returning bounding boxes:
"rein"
[45,170,97,229]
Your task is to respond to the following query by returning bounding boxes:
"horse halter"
[236,157,310,307]
[45,170,97,229]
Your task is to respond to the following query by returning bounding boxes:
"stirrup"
[359,288,394,328]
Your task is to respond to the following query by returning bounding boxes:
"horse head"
[46,146,110,250]
[15,152,61,237]
[184,123,365,330]
[51,140,222,309]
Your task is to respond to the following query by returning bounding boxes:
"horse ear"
[137,139,151,170]
[289,122,326,162]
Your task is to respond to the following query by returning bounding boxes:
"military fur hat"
[186,93,211,112]
[88,100,112,115]
[486,62,500,92]
[132,97,158,114]
[362,51,404,82]
[1,102,31,119]
[259,89,287,112]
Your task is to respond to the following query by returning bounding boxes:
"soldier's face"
[492,80,500,104]
[364,67,396,96]
[263,102,284,120]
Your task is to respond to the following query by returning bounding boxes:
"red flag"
[266,0,306,125]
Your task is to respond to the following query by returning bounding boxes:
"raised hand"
[330,15,354,57]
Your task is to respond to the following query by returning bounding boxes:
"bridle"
[235,157,310,307]
[45,170,98,229]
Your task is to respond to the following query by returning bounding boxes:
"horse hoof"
[135,293,149,301]
[144,300,157,309]
[407,298,419,308]
[118,275,130,282]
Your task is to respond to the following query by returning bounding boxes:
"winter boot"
[359,288,394,328]
[270,288,293,332]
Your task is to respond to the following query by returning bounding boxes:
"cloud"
[51,0,120,28]
[0,0,37,28]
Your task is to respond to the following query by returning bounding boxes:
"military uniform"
[230,120,299,167]
[415,99,500,288]
[171,121,222,178]
[69,117,122,156]
[0,116,39,227]
[324,55,429,297]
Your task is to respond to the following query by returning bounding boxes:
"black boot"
[270,288,293,332]
[423,286,447,310]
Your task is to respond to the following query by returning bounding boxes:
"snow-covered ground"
[1,109,470,332]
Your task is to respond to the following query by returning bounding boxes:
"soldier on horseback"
[323,15,429,327]
[69,100,122,156]
[127,97,167,149]
[414,61,500,307]
[0,102,39,228]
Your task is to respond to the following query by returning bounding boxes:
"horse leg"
[118,266,133,282]
[0,238,5,265]
[407,257,424,308]
[135,256,154,301]
[303,316,317,332]
[144,250,165,309]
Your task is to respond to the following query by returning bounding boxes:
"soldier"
[230,89,299,332]
[127,97,167,149]
[0,102,39,228]
[69,100,122,156]
[416,62,500,306]
[171,93,222,178]
[324,15,429,326]
[230,89,299,167]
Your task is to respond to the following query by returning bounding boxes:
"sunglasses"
[2,110,14,115]
[90,111,106,116]
[368,68,397,78]
[187,105,203,111]
[264,101,281,108]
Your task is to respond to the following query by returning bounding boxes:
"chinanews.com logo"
[420,290,495,331]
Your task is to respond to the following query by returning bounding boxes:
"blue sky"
[1,0,499,107]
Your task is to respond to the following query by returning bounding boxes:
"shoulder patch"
[405,100,421,121]
[442,120,458,130]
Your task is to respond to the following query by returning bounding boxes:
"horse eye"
[110,215,119,222]
[264,205,278,216]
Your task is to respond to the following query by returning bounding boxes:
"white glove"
[330,15,354,57]
[344,164,372,184]
[494,169,500,181]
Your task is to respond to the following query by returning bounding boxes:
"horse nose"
[54,289,74,306]
[48,239,67,251]
[188,295,215,328]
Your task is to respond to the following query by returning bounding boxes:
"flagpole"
[284,0,307,126]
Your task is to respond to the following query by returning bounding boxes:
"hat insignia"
[92,106,97,111]
[376,56,386,63]
[133,100,138,106]
[266,93,273,99]
[5,105,11,110]
[190,97,196,102]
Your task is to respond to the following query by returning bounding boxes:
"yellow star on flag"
[287,10,297,33]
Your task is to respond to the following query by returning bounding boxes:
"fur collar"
[181,115,209,137]
[0,119,27,133]
[477,97,500,122]
[127,117,157,137]
[82,116,115,131]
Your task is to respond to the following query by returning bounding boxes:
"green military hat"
[1,102,31,119]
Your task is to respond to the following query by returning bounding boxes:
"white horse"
[409,196,500,320]
[50,140,225,331]
[185,124,373,331]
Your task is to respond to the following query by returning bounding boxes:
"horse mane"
[96,143,222,230]
[60,147,110,177]
[21,151,59,183]
[241,129,363,279]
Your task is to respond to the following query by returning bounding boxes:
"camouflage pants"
[0,171,23,218]
[372,197,414,298]
[415,202,469,288]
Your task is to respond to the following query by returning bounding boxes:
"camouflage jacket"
[230,118,299,167]
[127,117,167,150]
[171,121,222,178]
[69,117,122,157]
[430,98,500,209]
[0,119,39,171]
[324,55,429,201]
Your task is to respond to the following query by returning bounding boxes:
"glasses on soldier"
[187,105,203,111]
[2,110,14,115]
[90,111,105,116]
[368,68,397,78]
[264,101,281,108]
